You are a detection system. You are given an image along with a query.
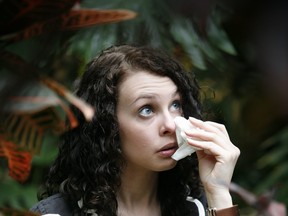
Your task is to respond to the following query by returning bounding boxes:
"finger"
[184,122,232,150]
[185,129,228,149]
[187,135,240,162]
[187,138,224,157]
[205,121,229,138]
[188,117,229,139]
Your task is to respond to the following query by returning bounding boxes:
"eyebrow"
[130,94,155,106]
[130,89,180,106]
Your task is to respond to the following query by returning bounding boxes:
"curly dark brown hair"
[39,44,205,216]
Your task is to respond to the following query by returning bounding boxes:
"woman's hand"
[186,117,240,209]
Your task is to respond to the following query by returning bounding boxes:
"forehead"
[117,71,178,102]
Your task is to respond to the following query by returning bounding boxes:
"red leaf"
[0,51,94,127]
[61,8,137,30]
[40,77,94,123]
[0,0,78,35]
[2,8,137,42]
[0,137,32,182]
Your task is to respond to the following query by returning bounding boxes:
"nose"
[159,111,176,135]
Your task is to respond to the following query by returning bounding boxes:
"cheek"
[119,124,156,152]
[120,126,150,146]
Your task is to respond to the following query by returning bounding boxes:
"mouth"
[158,143,178,157]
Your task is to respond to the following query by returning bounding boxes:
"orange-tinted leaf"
[0,51,93,127]
[0,0,78,35]
[0,97,77,182]
[3,8,137,42]
[0,207,40,216]
[2,106,66,154]
[40,77,95,123]
[0,137,32,182]
[61,8,137,30]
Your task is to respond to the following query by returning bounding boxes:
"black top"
[30,193,206,216]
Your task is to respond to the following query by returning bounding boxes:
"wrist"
[206,205,240,216]
[205,190,233,209]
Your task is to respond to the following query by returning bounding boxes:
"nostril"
[159,113,177,135]
[161,123,176,135]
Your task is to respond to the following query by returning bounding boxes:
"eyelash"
[172,100,181,111]
[138,100,182,117]
[139,105,153,117]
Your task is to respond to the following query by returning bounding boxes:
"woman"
[31,45,240,216]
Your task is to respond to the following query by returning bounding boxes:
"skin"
[116,71,181,215]
[116,70,240,215]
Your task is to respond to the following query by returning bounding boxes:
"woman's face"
[117,71,182,172]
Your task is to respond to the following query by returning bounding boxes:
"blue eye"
[171,100,181,111]
[139,106,153,117]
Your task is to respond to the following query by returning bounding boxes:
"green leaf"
[207,18,237,55]
[170,18,206,70]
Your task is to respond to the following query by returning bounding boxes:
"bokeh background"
[0,0,287,215]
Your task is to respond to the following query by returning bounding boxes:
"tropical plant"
[0,0,136,182]
[1,0,287,215]
[0,0,136,211]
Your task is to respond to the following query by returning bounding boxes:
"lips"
[158,143,178,157]
[159,143,177,151]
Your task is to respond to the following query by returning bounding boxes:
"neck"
[117,165,160,216]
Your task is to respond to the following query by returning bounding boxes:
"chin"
[156,159,177,172]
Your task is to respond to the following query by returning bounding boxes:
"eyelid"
[172,99,181,106]
[139,105,151,112]
[137,97,182,117]
[171,99,182,112]
[138,105,154,117]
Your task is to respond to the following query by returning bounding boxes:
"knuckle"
[219,124,226,131]
[231,146,241,160]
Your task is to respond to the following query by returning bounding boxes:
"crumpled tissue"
[171,116,200,161]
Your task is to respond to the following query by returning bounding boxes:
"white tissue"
[171,116,199,161]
